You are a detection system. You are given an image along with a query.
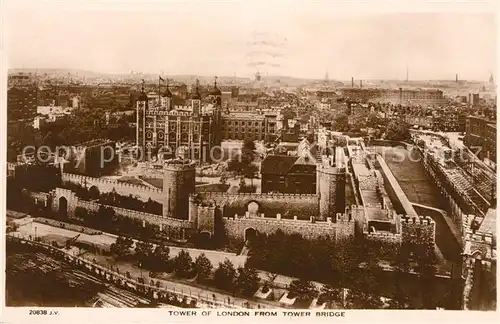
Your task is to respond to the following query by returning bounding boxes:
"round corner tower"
[163,159,196,220]
[317,164,346,221]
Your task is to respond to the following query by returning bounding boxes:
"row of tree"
[246,229,450,309]
[7,109,134,161]
[110,236,261,297]
[227,140,259,186]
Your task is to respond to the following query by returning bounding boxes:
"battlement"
[145,108,215,118]
[466,230,495,245]
[76,200,193,228]
[62,173,162,194]
[400,215,435,226]
[225,212,353,225]
[196,204,216,211]
[365,231,402,244]
[194,192,319,201]
[163,159,197,170]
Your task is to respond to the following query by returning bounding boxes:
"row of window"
[224,120,264,126]
[144,132,202,141]
[145,123,204,132]
[222,126,266,132]
[223,127,276,133]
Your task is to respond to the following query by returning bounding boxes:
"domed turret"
[138,80,148,101]
[209,76,221,96]
[191,91,201,100]
[162,85,173,98]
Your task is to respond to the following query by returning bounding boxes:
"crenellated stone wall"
[195,192,319,220]
[62,172,163,203]
[75,200,193,229]
[365,231,402,244]
[50,186,192,230]
[400,215,436,252]
[462,229,496,310]
[222,212,354,243]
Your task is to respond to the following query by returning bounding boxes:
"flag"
[159,76,165,82]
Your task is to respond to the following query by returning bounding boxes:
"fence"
[6,234,270,309]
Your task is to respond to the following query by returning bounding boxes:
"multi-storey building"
[221,110,281,142]
[465,116,497,168]
[340,88,445,106]
[136,80,222,163]
[405,115,433,129]
[7,87,38,120]
[261,139,318,194]
[280,118,301,142]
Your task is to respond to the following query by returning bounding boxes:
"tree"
[227,140,256,176]
[235,266,260,297]
[261,281,271,294]
[97,205,112,227]
[389,247,412,309]
[152,243,170,270]
[417,253,438,309]
[333,114,349,132]
[385,119,410,141]
[213,258,236,290]
[172,250,193,278]
[387,284,411,309]
[345,289,384,309]
[110,236,133,258]
[135,241,154,267]
[219,174,228,185]
[194,253,213,283]
[319,284,342,307]
[243,163,259,187]
[288,279,319,302]
[74,206,89,220]
[242,139,256,158]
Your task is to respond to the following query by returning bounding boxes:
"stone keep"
[163,159,196,220]
[317,165,346,221]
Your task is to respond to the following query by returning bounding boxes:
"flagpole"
[158,75,161,104]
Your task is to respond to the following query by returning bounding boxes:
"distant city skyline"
[5,2,496,81]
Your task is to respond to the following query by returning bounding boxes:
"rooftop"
[261,155,298,175]
[478,208,496,238]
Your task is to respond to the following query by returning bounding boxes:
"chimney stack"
[399,88,403,103]
[456,74,458,83]
[351,77,354,88]
[360,80,363,89]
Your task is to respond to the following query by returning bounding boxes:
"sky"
[4,0,497,81]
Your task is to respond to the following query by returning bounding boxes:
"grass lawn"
[379,147,446,210]
[118,177,146,186]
